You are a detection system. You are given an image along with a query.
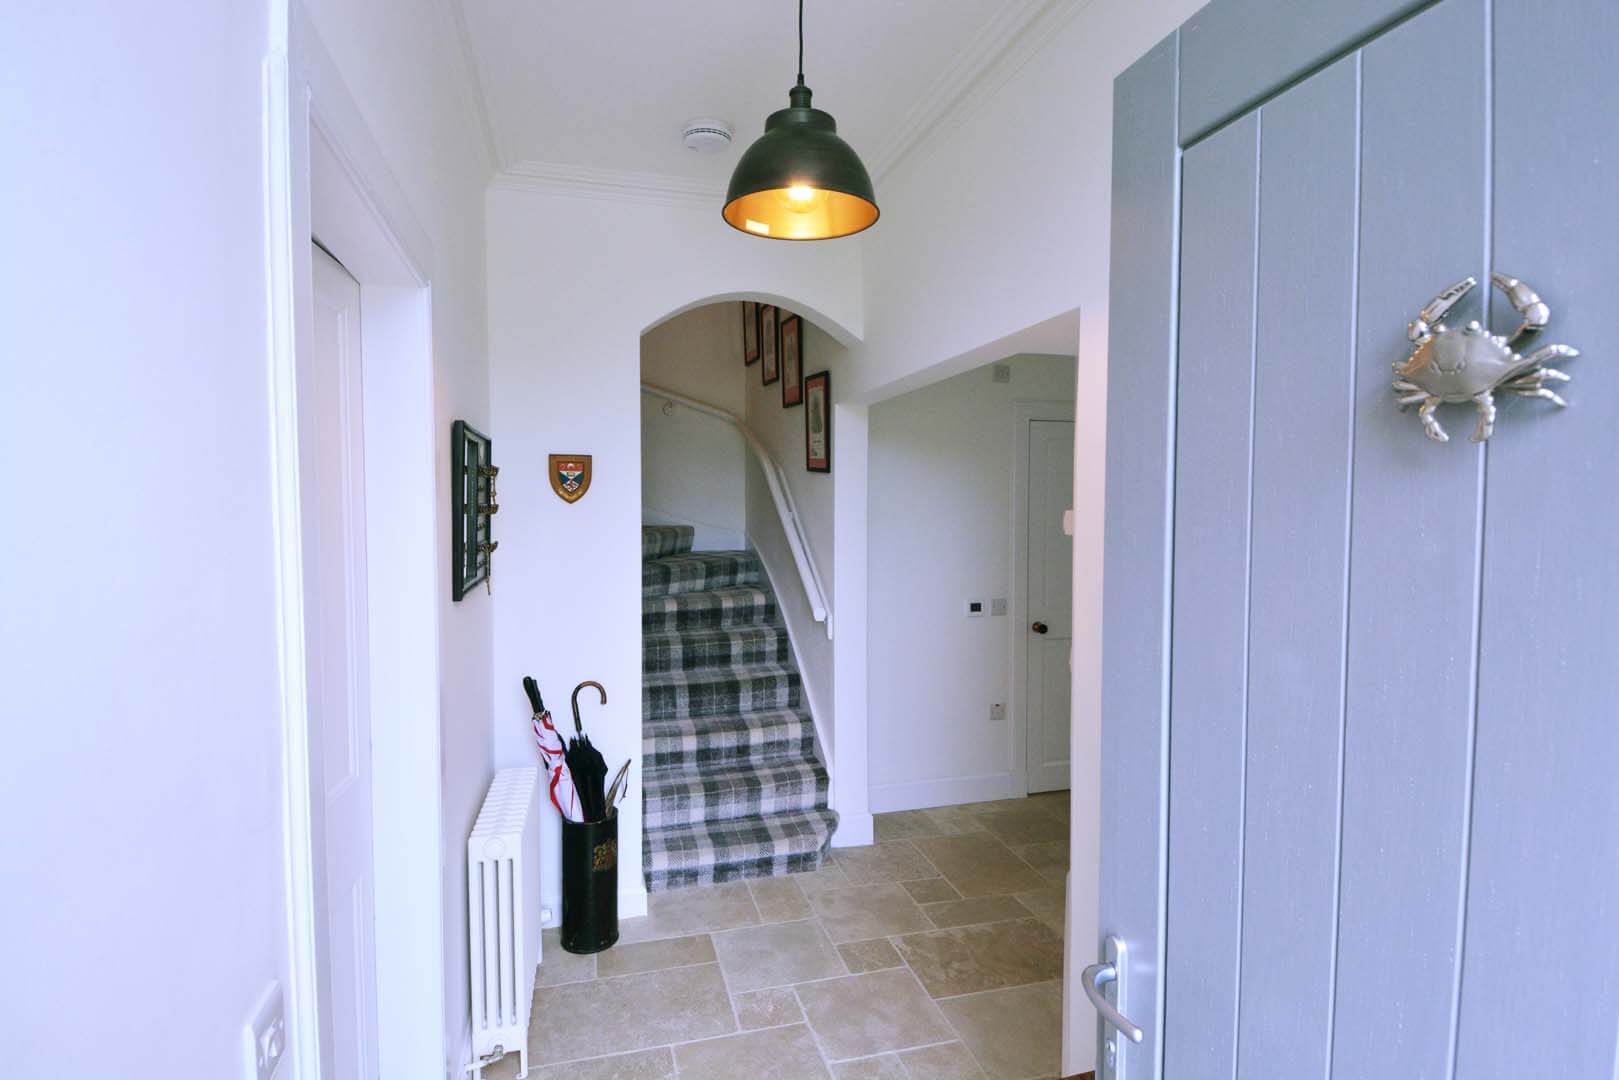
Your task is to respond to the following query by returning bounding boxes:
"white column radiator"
[467,766,541,1078]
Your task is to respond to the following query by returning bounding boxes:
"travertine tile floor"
[487,792,1071,1080]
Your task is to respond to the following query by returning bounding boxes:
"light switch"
[965,600,985,617]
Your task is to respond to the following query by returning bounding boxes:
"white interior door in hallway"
[1021,413,1074,793]
[303,243,380,1079]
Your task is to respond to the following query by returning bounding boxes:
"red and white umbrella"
[525,677,581,822]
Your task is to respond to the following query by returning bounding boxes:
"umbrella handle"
[571,679,607,735]
[522,675,545,716]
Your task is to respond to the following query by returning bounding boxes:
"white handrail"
[641,382,832,639]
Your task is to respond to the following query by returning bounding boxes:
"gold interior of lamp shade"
[722,185,880,241]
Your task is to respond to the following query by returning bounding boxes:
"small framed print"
[760,305,780,385]
[803,370,830,473]
[779,313,803,407]
[741,301,760,365]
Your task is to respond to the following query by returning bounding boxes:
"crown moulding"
[484,0,1081,208]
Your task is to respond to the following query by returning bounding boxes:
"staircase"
[641,524,838,891]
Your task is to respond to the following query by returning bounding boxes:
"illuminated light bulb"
[777,184,829,215]
[744,219,771,235]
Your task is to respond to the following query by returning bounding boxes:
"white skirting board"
[868,771,1024,814]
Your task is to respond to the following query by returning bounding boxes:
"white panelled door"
[303,244,380,1078]
[1024,417,1074,793]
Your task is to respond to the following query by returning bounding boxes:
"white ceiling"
[457,0,1052,183]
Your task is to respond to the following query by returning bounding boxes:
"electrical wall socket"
[244,983,286,1080]
[990,703,1005,723]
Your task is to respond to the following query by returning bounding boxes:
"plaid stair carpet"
[641,524,838,891]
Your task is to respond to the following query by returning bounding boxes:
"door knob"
[1032,621,1049,634]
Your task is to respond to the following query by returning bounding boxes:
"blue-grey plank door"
[1100,1,1619,1077]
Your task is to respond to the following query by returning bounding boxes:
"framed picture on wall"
[741,301,760,364]
[760,304,779,385]
[779,313,803,407]
[804,370,830,473]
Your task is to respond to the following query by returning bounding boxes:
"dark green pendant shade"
[723,81,879,241]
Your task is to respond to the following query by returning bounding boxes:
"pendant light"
[723,0,879,240]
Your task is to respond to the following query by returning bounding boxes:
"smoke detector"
[683,118,733,153]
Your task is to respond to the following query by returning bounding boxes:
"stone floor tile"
[937,982,1062,1080]
[674,1024,830,1080]
[750,875,813,923]
[734,986,805,1030]
[892,918,1063,998]
[908,834,1046,898]
[1013,885,1066,933]
[1026,790,1071,823]
[901,877,961,904]
[833,1052,909,1079]
[873,809,946,841]
[528,963,734,1064]
[897,1041,987,1079]
[790,862,855,895]
[920,895,1030,929]
[712,917,845,992]
[809,882,932,943]
[532,1047,676,1080]
[832,841,938,885]
[595,933,715,978]
[1009,841,1069,882]
[537,927,597,986]
[837,937,903,974]
[616,882,759,944]
[923,805,993,835]
[975,808,1068,846]
[796,968,955,1061]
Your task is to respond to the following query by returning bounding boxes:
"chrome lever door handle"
[1081,962,1143,1043]
[1083,934,1144,1075]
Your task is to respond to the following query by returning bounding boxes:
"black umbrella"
[569,680,611,822]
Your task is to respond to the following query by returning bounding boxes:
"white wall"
[486,185,863,924]
[1,2,494,1075]
[0,6,288,1075]
[641,303,747,549]
[843,1,1207,1070]
[867,355,1076,810]
[301,0,496,1065]
[743,317,846,757]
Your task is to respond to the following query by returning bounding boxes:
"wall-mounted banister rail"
[641,382,832,638]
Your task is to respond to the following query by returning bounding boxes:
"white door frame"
[265,6,446,1077]
[1009,400,1076,798]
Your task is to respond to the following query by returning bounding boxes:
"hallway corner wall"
[486,183,862,924]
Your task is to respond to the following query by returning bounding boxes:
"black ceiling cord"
[797,0,805,86]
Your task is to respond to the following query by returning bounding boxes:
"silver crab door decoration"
[1394,273,1580,443]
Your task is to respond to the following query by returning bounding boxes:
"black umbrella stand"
[561,679,619,955]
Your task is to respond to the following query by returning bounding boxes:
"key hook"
[571,680,607,735]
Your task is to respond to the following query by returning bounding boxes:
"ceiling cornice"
[449,0,508,171]
[866,0,1069,181]
[484,0,1089,205]
[490,161,726,207]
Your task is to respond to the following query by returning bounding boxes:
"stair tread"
[645,755,827,790]
[643,703,810,735]
[641,525,695,560]
[642,659,799,689]
[643,808,839,889]
[642,624,790,674]
[642,551,762,598]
